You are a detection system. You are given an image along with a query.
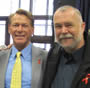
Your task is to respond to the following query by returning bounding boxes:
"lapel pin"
[82,73,90,85]
[38,59,40,64]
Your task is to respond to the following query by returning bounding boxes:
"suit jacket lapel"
[0,49,11,88]
[31,45,42,88]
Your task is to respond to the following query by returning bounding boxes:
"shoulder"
[32,45,47,52]
[48,42,61,55]
[0,49,11,57]
[32,45,48,56]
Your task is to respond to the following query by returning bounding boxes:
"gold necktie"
[10,52,22,88]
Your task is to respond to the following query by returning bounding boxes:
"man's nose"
[18,25,23,31]
[61,26,68,33]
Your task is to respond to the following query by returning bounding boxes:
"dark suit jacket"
[41,35,90,88]
[0,45,47,88]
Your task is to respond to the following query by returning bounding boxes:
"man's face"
[54,9,85,51]
[8,14,34,49]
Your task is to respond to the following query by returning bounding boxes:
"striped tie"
[10,52,22,88]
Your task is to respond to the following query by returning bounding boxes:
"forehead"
[54,9,80,24]
[11,14,30,24]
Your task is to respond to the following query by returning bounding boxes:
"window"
[0,0,54,51]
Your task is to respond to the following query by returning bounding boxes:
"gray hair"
[54,5,83,23]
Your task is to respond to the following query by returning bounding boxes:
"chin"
[14,41,25,45]
[61,43,72,47]
[15,40,25,43]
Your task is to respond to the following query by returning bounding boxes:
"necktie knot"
[16,52,21,58]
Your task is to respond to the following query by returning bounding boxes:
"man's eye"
[12,24,19,27]
[55,25,62,28]
[22,24,28,27]
[65,24,73,27]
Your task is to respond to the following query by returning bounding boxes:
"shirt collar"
[63,45,85,64]
[11,45,18,59]
[72,45,85,63]
[11,43,32,60]
[21,43,32,59]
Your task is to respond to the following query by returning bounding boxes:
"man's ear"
[82,22,85,30]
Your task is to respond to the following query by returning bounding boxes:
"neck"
[14,42,30,51]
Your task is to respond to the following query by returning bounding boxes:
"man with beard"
[41,5,90,88]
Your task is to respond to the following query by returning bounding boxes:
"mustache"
[59,34,73,39]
